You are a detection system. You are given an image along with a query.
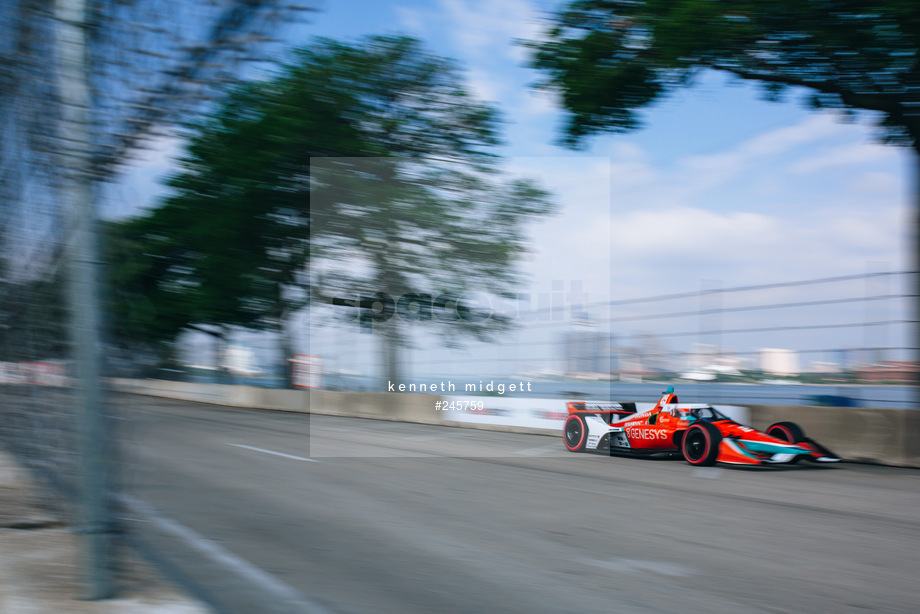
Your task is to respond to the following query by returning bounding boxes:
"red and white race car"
[562,387,840,466]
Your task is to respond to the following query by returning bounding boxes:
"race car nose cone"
[768,453,797,463]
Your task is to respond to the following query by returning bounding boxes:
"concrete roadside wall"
[112,378,305,412]
[111,379,565,436]
[112,378,439,422]
[113,378,233,406]
[308,390,443,425]
[749,405,920,468]
[110,379,919,467]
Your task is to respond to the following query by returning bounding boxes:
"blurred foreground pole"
[55,0,113,599]
[914,154,920,408]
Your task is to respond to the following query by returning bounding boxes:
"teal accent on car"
[724,439,761,461]
[740,440,808,455]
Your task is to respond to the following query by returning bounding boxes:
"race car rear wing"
[566,401,637,421]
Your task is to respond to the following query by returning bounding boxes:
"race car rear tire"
[563,414,587,452]
[766,421,805,443]
[682,422,721,466]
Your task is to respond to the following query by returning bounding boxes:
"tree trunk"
[379,319,402,392]
[278,313,294,388]
[214,326,230,384]
[156,339,180,378]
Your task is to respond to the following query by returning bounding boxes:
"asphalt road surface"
[118,394,920,614]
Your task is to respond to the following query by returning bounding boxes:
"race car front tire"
[682,422,721,466]
[766,421,805,444]
[768,421,839,462]
[563,414,587,452]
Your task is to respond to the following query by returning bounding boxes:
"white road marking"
[691,467,724,479]
[120,495,330,614]
[406,431,473,443]
[227,443,318,462]
[586,558,694,578]
[513,443,561,456]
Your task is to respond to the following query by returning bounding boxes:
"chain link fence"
[1,0,314,603]
[311,269,916,408]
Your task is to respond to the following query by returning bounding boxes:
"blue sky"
[114,0,912,376]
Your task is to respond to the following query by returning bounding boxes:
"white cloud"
[608,141,647,160]
[610,160,657,191]
[438,0,543,61]
[515,157,612,299]
[603,202,907,295]
[395,6,426,33]
[824,205,905,254]
[851,171,900,194]
[611,207,778,263]
[514,113,910,308]
[507,115,909,308]
[466,69,503,102]
[520,87,558,118]
[510,130,908,307]
[678,113,853,192]
[791,142,894,174]
[606,141,657,191]
[741,113,846,157]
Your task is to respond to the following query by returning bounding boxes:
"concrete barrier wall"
[308,390,443,425]
[112,378,303,411]
[113,378,233,405]
[749,405,920,468]
[111,379,919,467]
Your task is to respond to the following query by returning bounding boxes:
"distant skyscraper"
[760,348,800,376]
[562,327,617,376]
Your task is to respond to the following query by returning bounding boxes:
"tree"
[526,1,920,380]
[126,35,555,385]
[104,220,195,369]
[303,36,556,386]
[527,1,920,147]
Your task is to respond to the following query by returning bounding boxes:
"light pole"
[55,0,113,599]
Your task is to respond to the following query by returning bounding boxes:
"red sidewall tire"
[766,421,805,444]
[682,423,721,466]
[563,414,587,452]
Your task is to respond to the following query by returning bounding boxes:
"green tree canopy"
[526,1,920,149]
[115,35,555,383]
